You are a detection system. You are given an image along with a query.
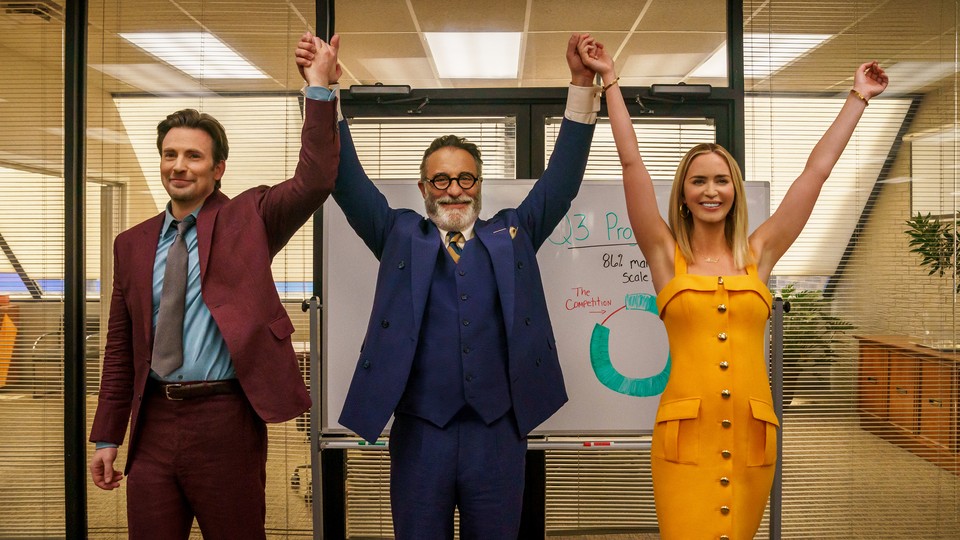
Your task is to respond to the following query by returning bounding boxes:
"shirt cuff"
[95,442,118,450]
[564,83,601,125]
[305,85,335,101]
[304,84,344,122]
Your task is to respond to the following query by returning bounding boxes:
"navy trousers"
[389,408,527,540]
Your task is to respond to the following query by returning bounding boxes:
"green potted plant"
[904,212,959,293]
[779,283,853,405]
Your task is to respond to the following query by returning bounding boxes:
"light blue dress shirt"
[151,205,235,382]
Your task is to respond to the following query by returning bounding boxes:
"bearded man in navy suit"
[297,32,602,539]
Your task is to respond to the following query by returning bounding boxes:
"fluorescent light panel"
[120,32,267,79]
[882,61,956,95]
[91,63,213,94]
[690,33,832,79]
[425,32,521,79]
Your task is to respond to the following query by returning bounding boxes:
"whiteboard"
[322,179,769,435]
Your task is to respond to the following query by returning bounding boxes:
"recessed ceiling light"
[690,34,832,79]
[424,32,521,79]
[120,32,267,79]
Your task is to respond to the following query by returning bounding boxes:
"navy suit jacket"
[335,117,595,443]
[90,99,340,471]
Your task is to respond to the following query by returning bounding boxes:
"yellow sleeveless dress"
[652,247,779,540]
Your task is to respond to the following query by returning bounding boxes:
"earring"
[680,203,690,218]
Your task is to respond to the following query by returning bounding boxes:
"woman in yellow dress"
[576,40,887,538]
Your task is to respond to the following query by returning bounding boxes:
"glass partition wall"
[745,1,959,538]
[84,1,320,537]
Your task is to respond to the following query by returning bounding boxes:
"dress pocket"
[747,398,780,467]
[653,397,701,464]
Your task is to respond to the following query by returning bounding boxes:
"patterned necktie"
[446,231,464,263]
[152,215,197,377]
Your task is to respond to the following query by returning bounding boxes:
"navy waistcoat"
[395,237,511,427]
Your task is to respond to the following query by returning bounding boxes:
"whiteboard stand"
[770,295,785,540]
[308,297,324,539]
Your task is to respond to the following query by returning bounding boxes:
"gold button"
[720,505,730,515]
[721,450,731,458]
[717,303,727,313]
[720,536,730,540]
[719,361,729,370]
[722,419,731,428]
[721,389,731,399]
[720,476,730,486]
[718,332,727,341]
[718,276,724,285]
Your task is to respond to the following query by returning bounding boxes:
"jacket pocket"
[653,397,701,464]
[268,315,295,341]
[747,398,780,467]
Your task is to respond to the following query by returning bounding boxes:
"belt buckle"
[163,383,184,401]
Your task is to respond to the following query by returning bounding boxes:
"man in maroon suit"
[88,38,341,539]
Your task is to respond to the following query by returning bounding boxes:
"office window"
[746,1,959,538]
[348,117,517,180]
[0,0,68,534]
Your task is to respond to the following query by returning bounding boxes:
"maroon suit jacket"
[89,99,339,468]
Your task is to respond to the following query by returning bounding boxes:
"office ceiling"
[0,0,954,97]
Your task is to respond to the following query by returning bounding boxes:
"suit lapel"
[476,219,515,338]
[410,220,440,331]
[196,191,228,283]
[133,214,166,353]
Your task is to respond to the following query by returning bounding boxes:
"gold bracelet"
[850,89,869,106]
[602,76,621,94]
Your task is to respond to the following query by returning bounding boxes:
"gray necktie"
[152,215,196,377]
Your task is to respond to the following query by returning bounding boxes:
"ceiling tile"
[411,0,527,32]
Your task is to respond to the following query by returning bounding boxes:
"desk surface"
[855,334,960,363]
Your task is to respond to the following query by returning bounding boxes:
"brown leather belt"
[151,379,242,400]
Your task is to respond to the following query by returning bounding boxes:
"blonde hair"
[667,143,752,269]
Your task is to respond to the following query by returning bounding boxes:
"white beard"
[424,192,482,231]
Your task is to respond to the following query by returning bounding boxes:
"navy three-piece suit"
[333,112,595,538]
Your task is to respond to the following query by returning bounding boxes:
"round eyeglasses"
[423,172,481,190]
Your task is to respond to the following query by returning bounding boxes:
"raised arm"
[751,61,888,279]
[258,33,341,254]
[295,33,395,258]
[516,34,599,248]
[578,38,675,291]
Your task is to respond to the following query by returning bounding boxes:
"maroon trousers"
[126,381,268,540]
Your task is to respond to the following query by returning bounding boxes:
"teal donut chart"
[589,293,671,397]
